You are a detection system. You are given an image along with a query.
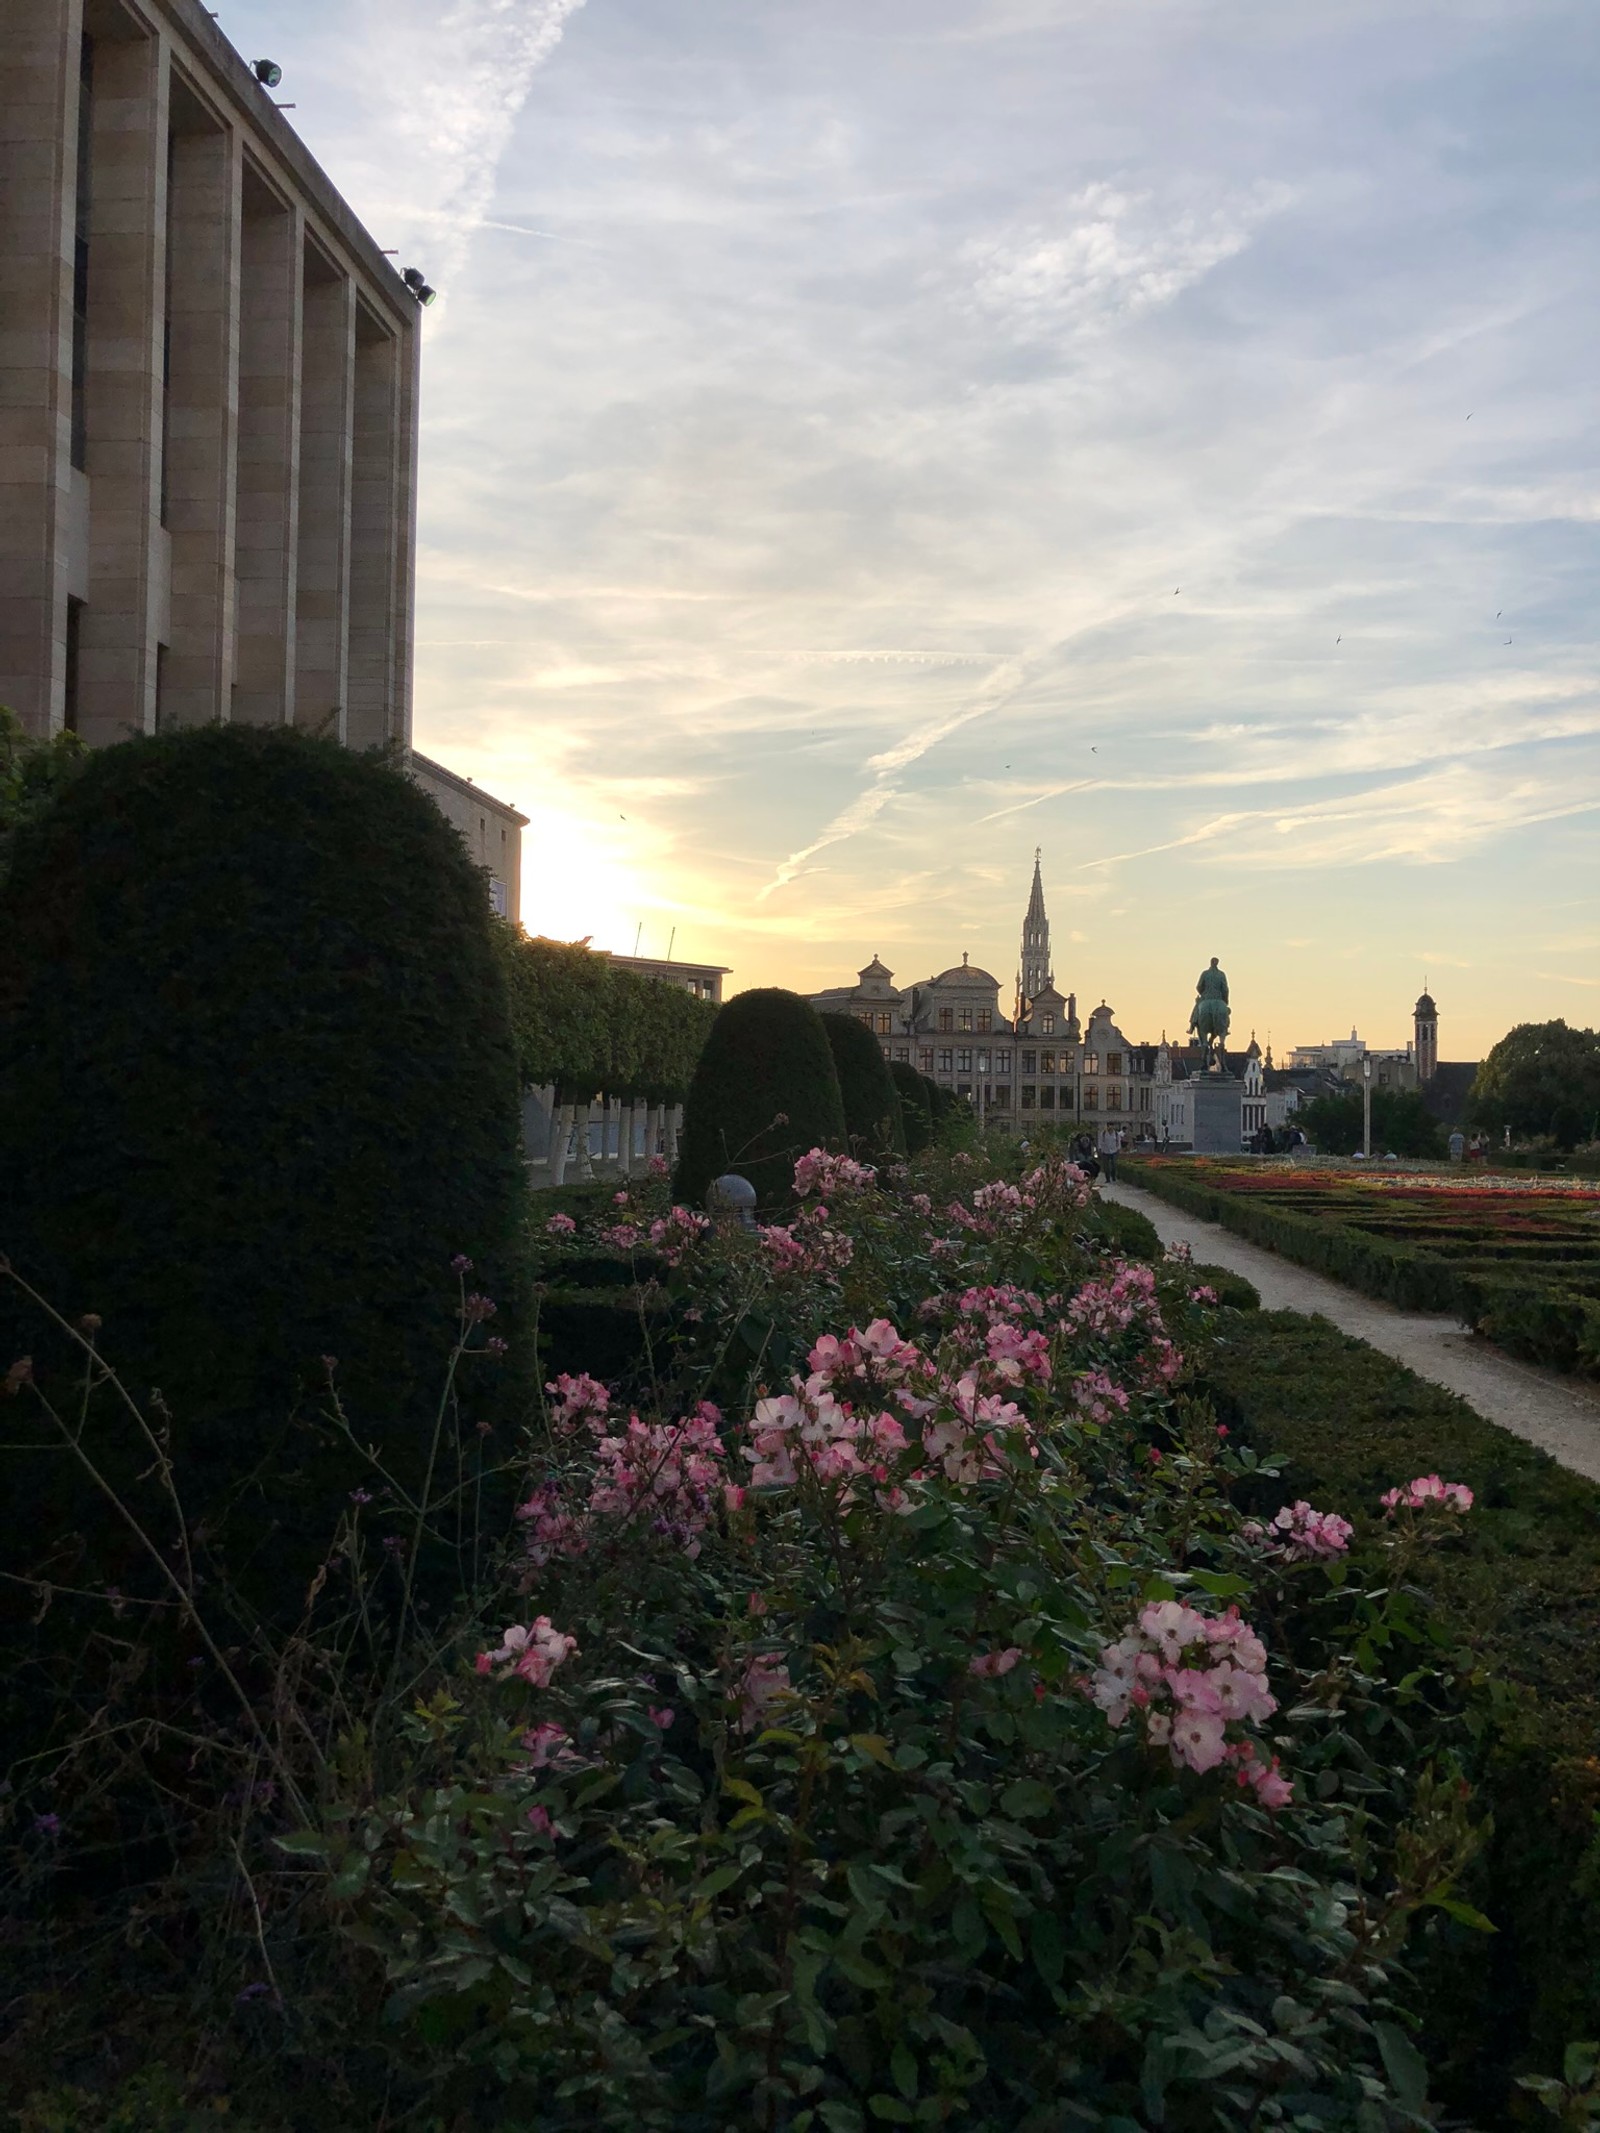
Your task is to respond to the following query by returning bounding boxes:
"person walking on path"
[1098,1124,1121,1183]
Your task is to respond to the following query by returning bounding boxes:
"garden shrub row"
[1123,1159,1600,1376]
[1197,1308,1600,2113]
[496,926,717,1101]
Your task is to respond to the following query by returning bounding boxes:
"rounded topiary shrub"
[890,1061,933,1154]
[0,725,526,1637]
[674,988,846,1211]
[820,1012,906,1161]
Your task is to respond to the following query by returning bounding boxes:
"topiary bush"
[673,988,846,1212]
[890,1060,933,1153]
[0,725,527,1639]
[819,1011,906,1161]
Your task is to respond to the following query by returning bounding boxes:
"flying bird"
[1496,611,1502,618]
[1336,636,1341,644]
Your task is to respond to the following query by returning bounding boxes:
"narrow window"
[977,1010,992,1033]
[63,596,85,732]
[939,1007,953,1032]
[71,36,94,472]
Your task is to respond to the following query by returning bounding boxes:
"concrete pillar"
[78,22,168,746]
[347,305,398,750]
[0,0,79,735]
[162,106,240,728]
[294,250,353,738]
[232,167,300,727]
[645,1103,663,1170]
[572,1100,595,1182]
[547,1102,572,1189]
[664,1105,682,1166]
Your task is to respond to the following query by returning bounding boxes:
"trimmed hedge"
[819,1012,907,1160]
[890,1061,934,1153]
[1189,1261,1261,1311]
[0,725,527,1634]
[496,928,716,1101]
[1123,1159,1600,1376]
[673,988,846,1211]
[1199,1310,1600,2118]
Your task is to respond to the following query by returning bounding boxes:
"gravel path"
[1100,1177,1600,1486]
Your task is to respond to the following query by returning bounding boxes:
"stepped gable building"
[3,0,524,918]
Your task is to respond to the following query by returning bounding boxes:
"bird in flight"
[1504,639,1512,646]
[1336,636,1341,644]
[1496,611,1502,618]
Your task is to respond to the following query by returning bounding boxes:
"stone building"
[604,953,729,1004]
[408,753,526,923]
[3,0,524,911]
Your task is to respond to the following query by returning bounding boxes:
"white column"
[572,1100,595,1181]
[547,1103,571,1189]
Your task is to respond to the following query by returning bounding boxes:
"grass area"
[1124,1156,1600,1376]
[1199,1307,1600,2105]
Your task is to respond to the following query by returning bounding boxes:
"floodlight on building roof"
[252,58,283,87]
[402,267,437,305]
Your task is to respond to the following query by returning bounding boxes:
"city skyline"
[214,0,1600,1058]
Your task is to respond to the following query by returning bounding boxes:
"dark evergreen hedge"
[0,725,527,1634]
[673,988,846,1211]
[819,1012,907,1161]
[890,1061,933,1153]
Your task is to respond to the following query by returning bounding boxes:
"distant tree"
[0,704,86,887]
[1468,1022,1600,1147]
[1296,1085,1446,1158]
[819,1012,906,1161]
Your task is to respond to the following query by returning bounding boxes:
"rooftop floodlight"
[402,267,437,305]
[252,58,283,87]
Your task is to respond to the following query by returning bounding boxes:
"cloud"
[958,181,1291,343]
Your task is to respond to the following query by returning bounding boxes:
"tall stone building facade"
[3,0,421,745]
[3,0,529,920]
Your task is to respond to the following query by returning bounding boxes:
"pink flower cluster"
[1071,1368,1131,1424]
[1381,1473,1474,1514]
[647,1205,712,1264]
[1063,1261,1182,1386]
[523,1379,734,1567]
[757,1205,855,1277]
[1243,1500,1354,1560]
[792,1147,877,1198]
[546,1371,612,1434]
[746,1384,909,1491]
[476,1617,579,1686]
[589,1404,731,1558]
[545,1211,578,1237]
[1089,1601,1291,1808]
[968,1646,1021,1678]
[739,1653,792,1730]
[598,1221,644,1252]
[1189,1285,1220,1306]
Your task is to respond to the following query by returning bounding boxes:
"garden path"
[1099,1179,1600,1486]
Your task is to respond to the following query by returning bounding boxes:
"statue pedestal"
[1190,1073,1243,1155]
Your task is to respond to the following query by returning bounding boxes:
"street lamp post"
[1361,1052,1373,1161]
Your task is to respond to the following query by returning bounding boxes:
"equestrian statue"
[1188,957,1231,1071]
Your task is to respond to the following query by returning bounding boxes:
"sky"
[221,0,1599,1060]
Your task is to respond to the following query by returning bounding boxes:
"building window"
[976,1049,990,1074]
[895,1046,908,1063]
[1039,1086,1055,1109]
[959,1008,973,1032]
[1140,1086,1151,1111]
[992,1084,1010,1108]
[876,1012,891,1034]
[1041,1050,1056,1075]
[488,876,507,917]
[939,1007,953,1032]
[994,1051,1011,1079]
[1021,1050,1036,1074]
[1083,1052,1099,1074]
[1042,1014,1055,1035]
[1021,1085,1036,1109]
[63,596,84,733]
[71,35,93,473]
[1083,1087,1097,1110]
[938,1049,953,1072]
[1107,1052,1122,1075]
[977,1010,992,1033]
[918,1048,933,1071]
[1107,1086,1122,1110]
[957,1049,973,1073]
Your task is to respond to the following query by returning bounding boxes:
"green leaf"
[696,1861,743,1899]
[850,1732,897,1768]
[832,1946,891,1989]
[1029,1909,1064,1987]
[1000,1777,1054,1820]
[869,2099,914,2124]
[723,1776,764,1808]
[891,2040,918,2100]
[1374,2020,1429,2117]
[329,1851,371,1899]
[274,1830,331,1858]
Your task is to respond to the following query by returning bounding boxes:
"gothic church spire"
[1019,847,1052,1007]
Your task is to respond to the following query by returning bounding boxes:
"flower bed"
[5,1140,1585,2128]
[1123,1157,1600,1376]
